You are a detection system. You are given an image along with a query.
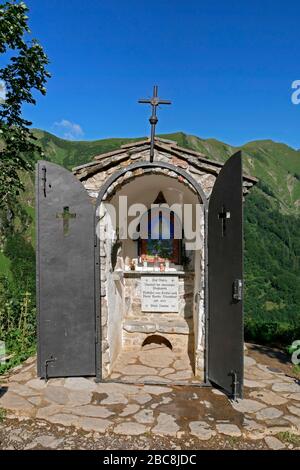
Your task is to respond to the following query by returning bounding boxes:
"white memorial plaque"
[141,276,178,312]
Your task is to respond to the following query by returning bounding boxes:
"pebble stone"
[152,413,179,437]
[134,409,155,424]
[114,422,148,436]
[272,383,300,393]
[264,436,285,450]
[64,378,97,392]
[120,404,140,417]
[78,417,111,433]
[249,390,287,406]
[231,399,266,414]
[244,357,257,367]
[31,435,64,449]
[287,405,300,418]
[189,421,215,440]
[216,423,242,437]
[256,407,283,420]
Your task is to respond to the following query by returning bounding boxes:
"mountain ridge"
[32,128,300,215]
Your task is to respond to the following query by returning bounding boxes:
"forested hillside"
[1,129,300,371]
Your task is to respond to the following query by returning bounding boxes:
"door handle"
[233,279,243,301]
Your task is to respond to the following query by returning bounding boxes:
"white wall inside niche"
[102,209,123,371]
[109,174,201,264]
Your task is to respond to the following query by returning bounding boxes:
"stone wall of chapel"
[80,148,217,202]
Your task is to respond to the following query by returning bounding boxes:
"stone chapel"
[67,137,256,389]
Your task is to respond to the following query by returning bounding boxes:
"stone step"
[123,319,191,335]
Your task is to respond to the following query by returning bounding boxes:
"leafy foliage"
[243,186,300,345]
[0,1,48,371]
[0,277,36,374]
[0,199,35,372]
[0,0,50,219]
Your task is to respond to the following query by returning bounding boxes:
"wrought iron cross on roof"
[138,85,171,162]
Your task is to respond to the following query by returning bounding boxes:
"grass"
[227,436,240,447]
[291,364,300,378]
[0,252,11,279]
[0,408,6,423]
[276,431,300,446]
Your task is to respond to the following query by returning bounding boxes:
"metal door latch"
[233,279,243,301]
[44,355,56,382]
[230,370,239,401]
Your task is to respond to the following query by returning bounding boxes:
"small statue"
[124,256,131,271]
[130,259,136,271]
[115,245,124,271]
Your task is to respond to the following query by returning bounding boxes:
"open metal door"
[208,151,244,399]
[36,161,96,378]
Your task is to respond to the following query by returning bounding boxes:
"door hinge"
[42,166,47,197]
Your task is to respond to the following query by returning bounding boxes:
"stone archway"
[94,162,208,384]
[142,335,173,350]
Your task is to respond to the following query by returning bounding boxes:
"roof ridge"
[93,148,128,161]
[120,136,177,149]
[120,139,150,149]
[155,137,177,145]
[72,139,258,184]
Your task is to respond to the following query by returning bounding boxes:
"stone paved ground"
[110,343,199,384]
[0,344,300,450]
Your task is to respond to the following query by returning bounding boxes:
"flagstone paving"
[110,343,197,384]
[0,344,300,450]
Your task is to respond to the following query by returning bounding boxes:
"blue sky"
[17,1,300,147]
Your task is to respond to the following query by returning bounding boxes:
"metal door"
[36,161,96,378]
[208,151,244,399]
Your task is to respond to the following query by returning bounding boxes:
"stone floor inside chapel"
[108,341,199,385]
